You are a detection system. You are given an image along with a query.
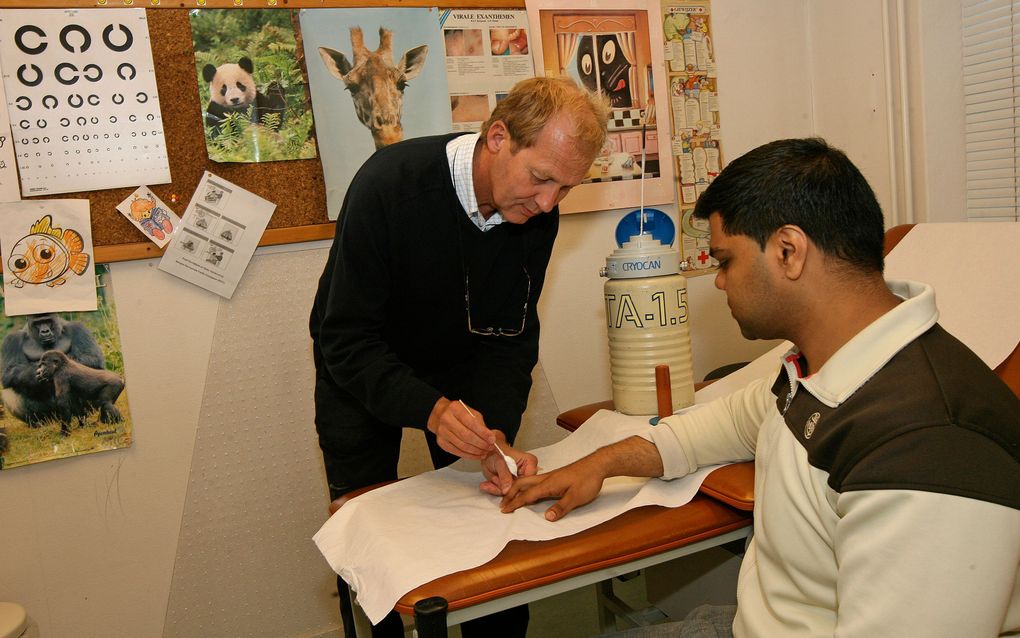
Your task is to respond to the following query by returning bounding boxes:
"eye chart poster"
[0,9,171,196]
[0,198,97,316]
[0,76,19,202]
[158,172,275,300]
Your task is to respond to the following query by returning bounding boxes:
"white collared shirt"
[446,133,504,232]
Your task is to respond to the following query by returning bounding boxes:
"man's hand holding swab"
[453,399,538,495]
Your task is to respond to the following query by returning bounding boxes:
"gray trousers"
[599,604,736,638]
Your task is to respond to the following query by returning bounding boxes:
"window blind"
[963,0,1020,221]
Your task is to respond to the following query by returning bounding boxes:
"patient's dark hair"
[693,137,886,273]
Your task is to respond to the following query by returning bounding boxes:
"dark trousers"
[319,391,528,638]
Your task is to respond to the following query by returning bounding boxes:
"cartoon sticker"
[116,185,181,248]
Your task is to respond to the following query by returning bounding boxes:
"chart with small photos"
[0,9,170,196]
[661,1,720,271]
[159,171,274,300]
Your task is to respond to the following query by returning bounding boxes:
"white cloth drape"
[314,410,723,624]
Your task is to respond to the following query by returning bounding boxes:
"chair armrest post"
[413,596,449,638]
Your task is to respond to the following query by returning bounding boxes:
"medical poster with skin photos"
[526,0,676,214]
[661,1,720,270]
[0,264,133,471]
[157,171,275,300]
[0,199,97,316]
[115,185,181,249]
[438,9,534,132]
[189,9,317,164]
[0,9,170,196]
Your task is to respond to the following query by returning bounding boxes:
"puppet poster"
[526,0,675,214]
[190,9,318,163]
[0,265,133,470]
[299,8,452,220]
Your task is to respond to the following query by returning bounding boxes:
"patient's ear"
[773,225,808,280]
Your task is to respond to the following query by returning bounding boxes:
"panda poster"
[190,9,318,164]
[0,9,171,196]
[525,0,676,214]
[0,264,133,471]
[299,8,453,220]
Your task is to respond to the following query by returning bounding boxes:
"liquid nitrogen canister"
[602,233,695,416]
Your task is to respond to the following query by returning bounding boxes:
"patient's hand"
[480,433,538,496]
[498,456,606,521]
[499,436,661,520]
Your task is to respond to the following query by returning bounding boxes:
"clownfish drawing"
[6,215,90,288]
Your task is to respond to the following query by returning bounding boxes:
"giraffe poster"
[299,8,452,220]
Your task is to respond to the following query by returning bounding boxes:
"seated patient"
[502,138,1020,637]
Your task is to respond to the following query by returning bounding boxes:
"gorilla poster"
[0,265,133,470]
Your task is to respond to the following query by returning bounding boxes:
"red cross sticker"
[697,249,710,265]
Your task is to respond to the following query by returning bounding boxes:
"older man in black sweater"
[310,76,610,637]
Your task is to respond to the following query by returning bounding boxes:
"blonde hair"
[480,76,610,162]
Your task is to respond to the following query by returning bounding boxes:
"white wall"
[0,2,972,636]
[907,0,967,223]
[1,260,223,637]
[806,0,896,221]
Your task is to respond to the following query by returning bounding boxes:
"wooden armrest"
[554,381,714,432]
[393,494,751,615]
[699,462,754,511]
[328,480,397,516]
[326,466,752,618]
[994,342,1020,398]
[555,400,614,432]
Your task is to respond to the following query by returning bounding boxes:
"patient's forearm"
[593,435,665,479]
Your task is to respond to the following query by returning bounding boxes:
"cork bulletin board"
[0,0,524,264]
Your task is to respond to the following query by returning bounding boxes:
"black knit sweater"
[310,134,559,452]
